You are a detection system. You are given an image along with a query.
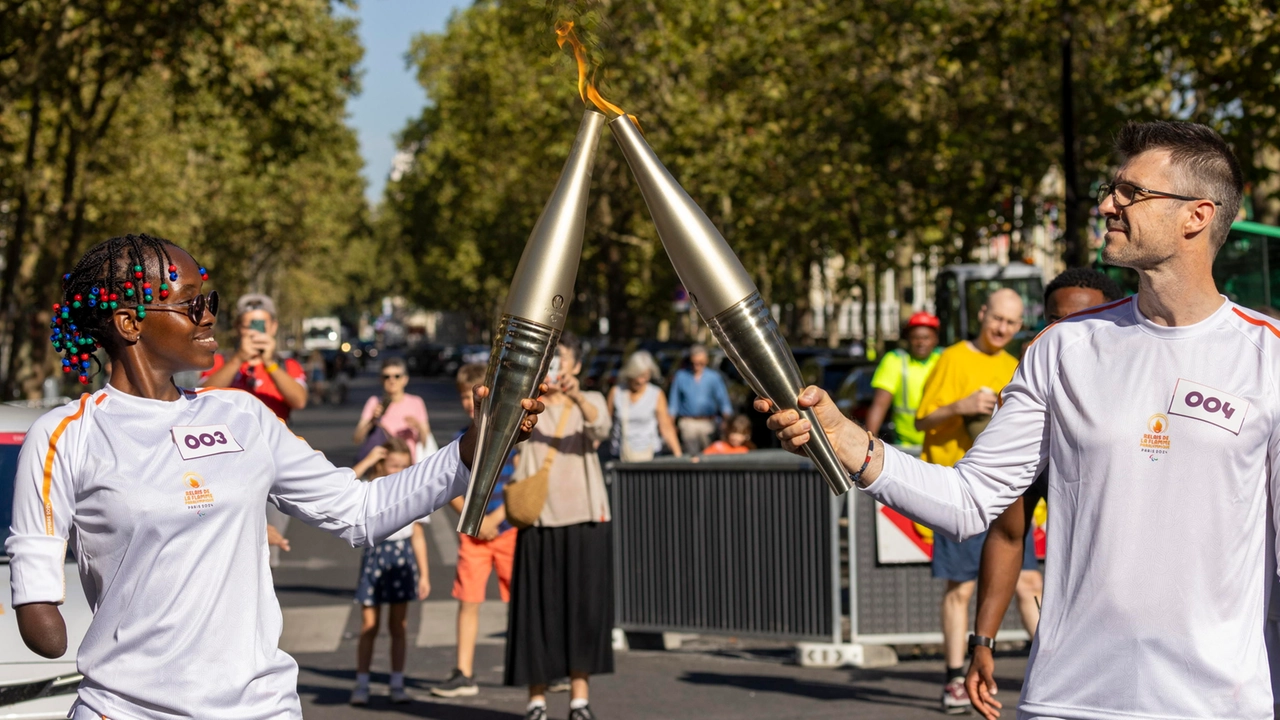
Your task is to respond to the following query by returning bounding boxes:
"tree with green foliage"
[0,0,373,398]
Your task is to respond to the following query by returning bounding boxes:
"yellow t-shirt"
[916,341,1019,467]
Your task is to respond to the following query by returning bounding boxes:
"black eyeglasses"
[143,290,219,324]
[1098,181,1222,209]
[382,373,405,381]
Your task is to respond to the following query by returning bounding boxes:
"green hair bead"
[109,301,118,310]
[136,307,146,319]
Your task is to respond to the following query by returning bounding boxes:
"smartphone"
[545,356,562,387]
[249,319,266,333]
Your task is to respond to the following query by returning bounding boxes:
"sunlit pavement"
[280,361,1030,719]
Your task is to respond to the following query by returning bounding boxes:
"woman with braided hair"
[5,233,545,719]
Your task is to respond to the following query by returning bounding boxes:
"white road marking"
[279,605,352,654]
[416,600,508,647]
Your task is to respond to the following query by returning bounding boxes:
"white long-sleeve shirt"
[864,296,1279,720]
[5,384,470,720]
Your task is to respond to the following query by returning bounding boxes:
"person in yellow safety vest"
[864,311,942,451]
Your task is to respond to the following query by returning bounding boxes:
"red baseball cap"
[906,311,940,330]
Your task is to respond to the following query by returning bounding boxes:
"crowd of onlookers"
[197,290,764,720]
[200,273,1118,718]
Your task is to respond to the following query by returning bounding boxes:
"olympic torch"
[457,109,606,536]
[609,116,852,496]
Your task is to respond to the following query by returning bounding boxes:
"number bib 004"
[171,424,245,460]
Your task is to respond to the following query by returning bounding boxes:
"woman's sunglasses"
[143,290,219,324]
[382,372,405,381]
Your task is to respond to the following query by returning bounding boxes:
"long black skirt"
[504,522,615,686]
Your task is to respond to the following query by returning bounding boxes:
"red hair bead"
[124,281,133,289]
[134,271,143,279]
[73,294,82,301]
[109,293,118,301]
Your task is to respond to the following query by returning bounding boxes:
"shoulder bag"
[503,405,573,529]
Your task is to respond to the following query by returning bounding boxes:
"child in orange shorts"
[430,363,518,698]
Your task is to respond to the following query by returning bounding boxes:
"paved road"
[276,361,1030,719]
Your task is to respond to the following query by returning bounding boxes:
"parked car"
[460,344,491,366]
[0,403,91,718]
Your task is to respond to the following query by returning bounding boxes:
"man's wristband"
[265,362,280,374]
[968,634,996,652]
[850,430,876,486]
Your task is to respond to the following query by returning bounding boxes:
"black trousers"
[504,522,615,686]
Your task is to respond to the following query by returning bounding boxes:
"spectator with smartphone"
[200,293,308,420]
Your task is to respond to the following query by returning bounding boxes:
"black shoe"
[569,705,597,720]
[430,668,478,698]
[524,705,548,720]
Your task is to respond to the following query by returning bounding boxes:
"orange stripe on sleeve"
[1025,297,1130,350]
[42,394,90,536]
[1232,307,1280,338]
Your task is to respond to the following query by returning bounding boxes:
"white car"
[0,404,91,719]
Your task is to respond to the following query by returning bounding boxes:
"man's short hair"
[455,362,486,393]
[1115,121,1243,251]
[688,344,709,358]
[1045,267,1124,304]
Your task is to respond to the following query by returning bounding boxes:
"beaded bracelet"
[850,429,876,486]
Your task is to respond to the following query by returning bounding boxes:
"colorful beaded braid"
[51,234,208,385]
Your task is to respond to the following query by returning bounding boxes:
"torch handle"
[457,316,561,536]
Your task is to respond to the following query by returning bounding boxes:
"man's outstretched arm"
[757,369,1047,541]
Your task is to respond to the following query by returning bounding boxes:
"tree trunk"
[0,90,43,398]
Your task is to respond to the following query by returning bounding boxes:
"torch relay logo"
[183,472,214,510]
[1140,413,1171,459]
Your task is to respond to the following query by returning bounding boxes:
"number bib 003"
[171,424,245,460]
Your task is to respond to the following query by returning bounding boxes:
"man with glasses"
[200,293,309,421]
[763,121,1276,720]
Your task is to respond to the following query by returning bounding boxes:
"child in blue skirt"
[350,437,431,705]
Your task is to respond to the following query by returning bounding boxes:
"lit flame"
[1153,419,1163,433]
[555,20,639,128]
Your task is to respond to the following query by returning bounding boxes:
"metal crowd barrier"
[610,452,841,644]
[608,450,1032,666]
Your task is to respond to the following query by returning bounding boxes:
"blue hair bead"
[169,273,177,281]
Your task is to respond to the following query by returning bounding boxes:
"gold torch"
[456,109,606,536]
[609,117,852,496]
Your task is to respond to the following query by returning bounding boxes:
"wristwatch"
[968,634,996,652]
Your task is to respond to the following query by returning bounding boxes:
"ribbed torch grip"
[458,315,562,536]
[706,293,854,496]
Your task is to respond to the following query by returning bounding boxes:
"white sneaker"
[941,677,971,715]
[350,685,370,706]
[390,686,411,704]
